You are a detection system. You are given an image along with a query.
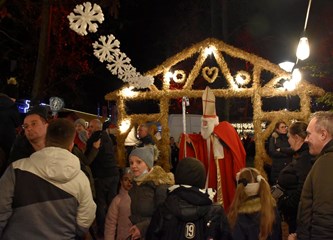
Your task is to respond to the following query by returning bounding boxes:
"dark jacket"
[277,143,313,232]
[268,132,293,184]
[232,197,282,240]
[8,134,35,163]
[129,166,174,238]
[146,185,231,240]
[297,140,333,240]
[0,94,20,159]
[85,130,118,178]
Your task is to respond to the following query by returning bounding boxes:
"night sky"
[1,0,332,115]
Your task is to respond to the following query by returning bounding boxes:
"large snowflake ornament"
[68,2,104,36]
[119,65,139,81]
[93,34,120,62]
[106,52,131,75]
[129,75,155,89]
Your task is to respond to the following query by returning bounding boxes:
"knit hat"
[129,146,154,169]
[26,105,49,122]
[175,157,206,188]
[74,118,87,128]
[2,77,19,99]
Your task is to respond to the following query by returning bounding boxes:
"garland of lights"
[68,3,325,175]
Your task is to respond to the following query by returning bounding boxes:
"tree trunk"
[32,0,50,104]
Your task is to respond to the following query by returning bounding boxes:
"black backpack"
[147,203,231,240]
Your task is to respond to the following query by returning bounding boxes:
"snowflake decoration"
[128,75,155,89]
[106,52,131,76]
[92,34,121,62]
[69,2,155,88]
[68,2,104,36]
[119,65,139,81]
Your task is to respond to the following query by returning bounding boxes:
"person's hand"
[288,233,297,240]
[93,139,101,149]
[185,134,191,143]
[129,225,141,240]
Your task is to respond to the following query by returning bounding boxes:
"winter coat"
[276,143,313,232]
[129,166,174,238]
[0,147,96,239]
[231,197,282,240]
[0,94,20,160]
[268,132,293,184]
[297,140,333,240]
[85,130,119,178]
[146,185,232,240]
[105,186,132,240]
[8,134,35,163]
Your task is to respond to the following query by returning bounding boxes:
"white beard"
[201,116,219,140]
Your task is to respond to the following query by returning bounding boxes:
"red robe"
[179,121,246,212]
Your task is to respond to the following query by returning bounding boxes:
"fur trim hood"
[238,196,276,214]
[135,165,174,186]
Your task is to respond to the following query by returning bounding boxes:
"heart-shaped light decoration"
[202,67,218,83]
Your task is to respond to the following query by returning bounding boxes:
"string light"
[204,46,216,56]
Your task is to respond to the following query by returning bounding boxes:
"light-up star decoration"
[49,97,65,117]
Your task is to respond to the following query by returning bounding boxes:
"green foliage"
[317,92,333,110]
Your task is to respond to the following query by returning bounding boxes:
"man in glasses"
[8,105,49,163]
[0,118,96,239]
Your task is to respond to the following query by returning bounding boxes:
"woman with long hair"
[277,121,313,234]
[268,121,294,185]
[228,167,281,240]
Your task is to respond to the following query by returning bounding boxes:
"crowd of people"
[0,82,333,240]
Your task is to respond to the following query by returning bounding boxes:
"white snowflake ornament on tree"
[67,2,104,36]
[92,34,121,62]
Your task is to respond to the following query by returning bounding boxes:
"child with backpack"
[146,157,231,240]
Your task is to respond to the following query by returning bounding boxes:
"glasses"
[280,125,287,129]
[22,121,41,129]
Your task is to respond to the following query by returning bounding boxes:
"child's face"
[129,155,149,177]
[121,173,132,191]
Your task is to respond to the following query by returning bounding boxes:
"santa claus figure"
[179,87,246,212]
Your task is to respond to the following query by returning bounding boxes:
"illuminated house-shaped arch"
[105,38,324,173]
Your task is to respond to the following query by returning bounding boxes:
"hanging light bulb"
[296,0,312,61]
[296,37,310,60]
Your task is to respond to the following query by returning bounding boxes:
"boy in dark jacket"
[146,157,231,240]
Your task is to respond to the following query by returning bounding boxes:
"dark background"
[0,0,332,117]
